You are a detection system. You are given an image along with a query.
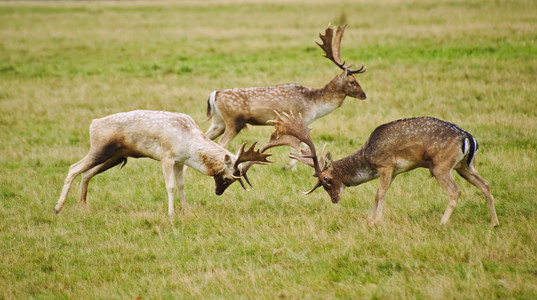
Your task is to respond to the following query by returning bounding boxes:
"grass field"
[1,0,536,298]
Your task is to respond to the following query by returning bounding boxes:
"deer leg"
[283,145,304,171]
[431,166,462,225]
[367,167,394,226]
[173,163,187,212]
[456,166,499,227]
[79,156,126,204]
[205,115,226,140]
[161,158,176,216]
[283,156,299,171]
[217,117,246,149]
[55,150,113,214]
[217,128,236,149]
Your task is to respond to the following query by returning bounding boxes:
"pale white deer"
[264,111,499,227]
[205,24,367,149]
[55,110,271,215]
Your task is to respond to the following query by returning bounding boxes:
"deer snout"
[331,197,339,204]
[350,90,366,100]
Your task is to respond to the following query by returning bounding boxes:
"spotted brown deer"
[205,24,367,149]
[265,111,499,227]
[55,110,271,215]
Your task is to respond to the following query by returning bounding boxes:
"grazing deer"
[264,111,499,227]
[55,110,271,215]
[205,24,367,149]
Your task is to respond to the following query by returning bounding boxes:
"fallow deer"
[265,111,499,227]
[205,24,367,149]
[55,110,271,215]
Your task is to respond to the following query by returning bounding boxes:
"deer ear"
[224,155,233,169]
[324,152,333,169]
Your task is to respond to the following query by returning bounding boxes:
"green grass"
[1,0,537,298]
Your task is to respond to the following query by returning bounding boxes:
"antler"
[233,142,272,170]
[316,24,366,74]
[232,142,272,189]
[267,111,323,176]
[240,111,326,190]
[289,142,327,170]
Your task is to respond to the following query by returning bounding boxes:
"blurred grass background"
[1,0,536,298]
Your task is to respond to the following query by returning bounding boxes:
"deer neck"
[303,79,347,121]
[186,139,234,176]
[332,146,379,187]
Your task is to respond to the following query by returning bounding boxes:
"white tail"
[267,113,499,227]
[205,24,367,149]
[55,110,271,215]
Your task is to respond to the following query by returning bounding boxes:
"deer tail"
[206,91,217,121]
[462,132,479,165]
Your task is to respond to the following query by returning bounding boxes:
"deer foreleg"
[283,145,304,171]
[367,167,394,226]
[432,167,462,225]
[173,163,187,212]
[161,158,176,216]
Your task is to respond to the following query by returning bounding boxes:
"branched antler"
[240,111,328,190]
[232,142,272,189]
[267,111,323,176]
[316,24,366,74]
[233,142,272,170]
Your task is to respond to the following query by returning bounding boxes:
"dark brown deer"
[265,111,499,227]
[55,110,271,215]
[205,24,367,149]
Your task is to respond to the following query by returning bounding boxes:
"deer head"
[214,142,272,195]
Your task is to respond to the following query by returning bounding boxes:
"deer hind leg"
[161,158,177,216]
[55,147,116,214]
[430,165,462,225]
[79,156,126,204]
[456,165,499,227]
[217,119,245,149]
[205,114,226,140]
[367,167,394,227]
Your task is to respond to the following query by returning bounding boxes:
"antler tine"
[316,24,366,74]
[239,127,303,186]
[316,25,345,69]
[348,64,367,74]
[303,180,323,195]
[268,110,323,175]
[234,142,272,170]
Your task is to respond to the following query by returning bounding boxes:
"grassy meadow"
[1,0,536,298]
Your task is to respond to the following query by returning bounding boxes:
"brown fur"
[267,114,499,227]
[206,25,367,149]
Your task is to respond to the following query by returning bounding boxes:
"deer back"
[363,117,474,172]
[91,111,228,170]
